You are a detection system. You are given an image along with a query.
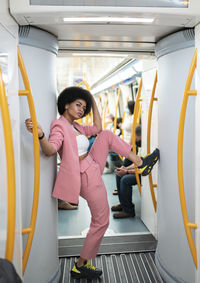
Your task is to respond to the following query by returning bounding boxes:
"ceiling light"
[63,17,154,23]
[72,53,129,57]
[180,1,189,5]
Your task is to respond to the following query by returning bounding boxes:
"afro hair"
[57,86,93,116]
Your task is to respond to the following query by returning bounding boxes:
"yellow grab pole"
[76,79,91,124]
[113,88,121,134]
[18,47,41,274]
[132,79,143,195]
[177,49,197,268]
[121,96,129,140]
[103,92,109,129]
[0,68,16,262]
[137,103,142,124]
[147,71,158,212]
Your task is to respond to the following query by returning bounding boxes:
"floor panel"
[59,253,164,283]
[58,173,148,237]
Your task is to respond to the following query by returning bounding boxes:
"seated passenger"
[112,124,141,196]
[111,125,159,218]
[111,164,139,218]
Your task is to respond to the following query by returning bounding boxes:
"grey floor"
[58,173,149,237]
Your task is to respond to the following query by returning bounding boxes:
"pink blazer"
[49,115,100,203]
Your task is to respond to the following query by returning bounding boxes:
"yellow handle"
[18,47,41,274]
[121,96,129,140]
[113,88,121,134]
[147,71,158,212]
[177,48,197,268]
[103,92,109,129]
[132,79,143,195]
[0,68,16,262]
[76,79,91,90]
[76,79,91,124]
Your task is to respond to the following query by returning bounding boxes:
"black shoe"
[71,261,102,279]
[138,148,160,176]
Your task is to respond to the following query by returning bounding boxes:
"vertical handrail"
[0,68,16,262]
[177,49,198,268]
[17,47,40,274]
[113,88,123,160]
[103,92,109,129]
[76,79,90,91]
[113,88,121,134]
[137,103,142,124]
[121,96,129,140]
[76,79,91,124]
[147,71,158,212]
[132,79,143,195]
[97,96,102,119]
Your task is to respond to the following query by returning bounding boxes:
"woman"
[25,87,159,280]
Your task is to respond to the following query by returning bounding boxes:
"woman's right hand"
[25,118,43,137]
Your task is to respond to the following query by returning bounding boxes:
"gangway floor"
[59,252,164,283]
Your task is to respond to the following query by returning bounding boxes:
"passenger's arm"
[25,118,56,156]
[91,96,102,132]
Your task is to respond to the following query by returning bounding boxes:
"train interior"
[1,0,200,282]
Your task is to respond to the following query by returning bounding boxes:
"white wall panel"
[155,46,195,283]
[19,43,60,283]
[140,61,158,238]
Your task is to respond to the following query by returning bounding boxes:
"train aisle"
[58,173,148,237]
[58,173,161,282]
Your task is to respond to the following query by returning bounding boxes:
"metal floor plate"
[59,252,164,283]
[59,233,157,257]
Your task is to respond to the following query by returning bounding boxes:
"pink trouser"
[79,130,132,259]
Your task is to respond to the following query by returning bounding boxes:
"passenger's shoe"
[58,201,78,210]
[111,204,123,211]
[71,261,102,279]
[112,189,118,195]
[138,148,160,176]
[113,211,135,219]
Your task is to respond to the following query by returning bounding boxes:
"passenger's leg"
[111,174,123,211]
[89,130,159,176]
[80,161,109,259]
[113,174,138,218]
[89,130,136,174]
[118,174,137,214]
[71,161,108,279]
[112,158,132,195]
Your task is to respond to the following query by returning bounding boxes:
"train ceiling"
[10,0,200,56]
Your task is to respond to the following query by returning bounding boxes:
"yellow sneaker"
[71,261,102,279]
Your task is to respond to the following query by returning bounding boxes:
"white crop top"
[76,135,90,156]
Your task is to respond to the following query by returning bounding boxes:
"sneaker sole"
[71,271,102,279]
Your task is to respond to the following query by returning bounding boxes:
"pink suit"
[49,116,132,259]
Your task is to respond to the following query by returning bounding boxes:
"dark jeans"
[115,158,140,214]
